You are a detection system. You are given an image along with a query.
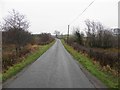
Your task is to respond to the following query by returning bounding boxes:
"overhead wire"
[69,0,95,25]
[60,0,96,34]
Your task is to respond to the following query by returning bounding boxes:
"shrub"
[65,39,119,71]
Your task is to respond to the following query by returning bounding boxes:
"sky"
[0,0,119,35]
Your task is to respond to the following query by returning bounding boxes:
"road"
[4,39,100,88]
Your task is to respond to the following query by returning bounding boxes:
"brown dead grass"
[93,60,119,77]
[2,44,40,72]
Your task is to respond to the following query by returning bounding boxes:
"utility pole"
[67,25,69,43]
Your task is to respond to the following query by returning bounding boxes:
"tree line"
[64,19,119,73]
[1,10,54,70]
[72,19,119,49]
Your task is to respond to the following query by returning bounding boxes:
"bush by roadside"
[64,38,119,75]
[2,41,55,82]
[62,39,119,88]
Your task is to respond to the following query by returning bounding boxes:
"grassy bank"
[2,41,55,82]
[61,40,119,89]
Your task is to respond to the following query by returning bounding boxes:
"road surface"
[4,39,101,88]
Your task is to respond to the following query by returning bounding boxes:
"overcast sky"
[0,0,119,34]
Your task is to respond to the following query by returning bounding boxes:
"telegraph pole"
[67,25,69,43]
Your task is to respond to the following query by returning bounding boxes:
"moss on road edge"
[2,41,55,82]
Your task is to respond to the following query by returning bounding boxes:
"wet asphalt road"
[4,39,96,88]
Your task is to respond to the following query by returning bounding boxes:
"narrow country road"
[4,39,97,88]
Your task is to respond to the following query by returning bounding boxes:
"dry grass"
[2,44,40,72]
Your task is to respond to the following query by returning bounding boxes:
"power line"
[69,0,95,25]
[60,0,96,35]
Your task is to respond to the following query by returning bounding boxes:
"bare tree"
[54,30,60,38]
[2,9,29,31]
[85,19,116,48]
[2,9,31,55]
[85,19,93,47]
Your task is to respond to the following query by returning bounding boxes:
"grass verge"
[2,41,55,82]
[61,39,119,89]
